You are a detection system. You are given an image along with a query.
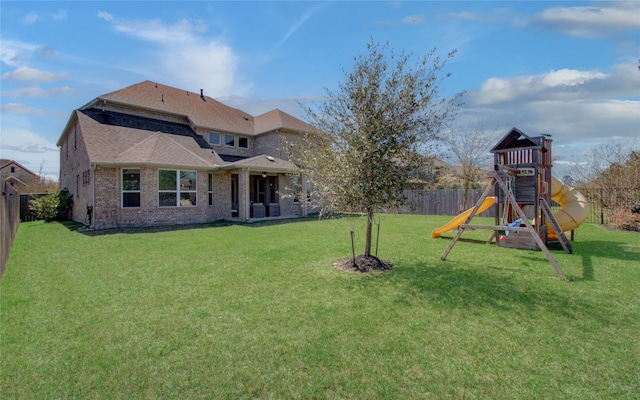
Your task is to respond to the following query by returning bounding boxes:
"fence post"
[1,179,20,278]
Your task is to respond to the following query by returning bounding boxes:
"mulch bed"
[333,255,393,273]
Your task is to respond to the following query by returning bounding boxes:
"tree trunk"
[462,180,469,211]
[364,209,374,257]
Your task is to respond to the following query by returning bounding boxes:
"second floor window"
[208,132,221,145]
[225,134,235,147]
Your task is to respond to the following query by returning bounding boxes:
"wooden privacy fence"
[20,193,47,222]
[1,179,20,278]
[397,189,493,217]
[399,187,640,225]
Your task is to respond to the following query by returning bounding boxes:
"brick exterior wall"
[60,105,310,229]
[91,168,238,229]
[59,121,93,223]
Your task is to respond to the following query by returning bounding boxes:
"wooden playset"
[437,128,584,281]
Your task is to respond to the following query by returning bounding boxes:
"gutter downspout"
[90,163,96,228]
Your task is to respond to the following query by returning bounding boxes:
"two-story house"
[0,159,38,193]
[57,80,315,229]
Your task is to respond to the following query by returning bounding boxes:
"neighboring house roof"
[4,175,28,187]
[0,159,37,176]
[77,110,225,169]
[86,80,311,136]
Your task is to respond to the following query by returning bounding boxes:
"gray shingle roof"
[94,80,312,136]
[78,110,224,169]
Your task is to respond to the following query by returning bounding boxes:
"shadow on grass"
[75,215,333,236]
[572,240,640,282]
[387,260,610,322]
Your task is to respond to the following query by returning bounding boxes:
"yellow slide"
[431,197,496,238]
[548,177,590,239]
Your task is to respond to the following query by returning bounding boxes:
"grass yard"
[1,215,639,399]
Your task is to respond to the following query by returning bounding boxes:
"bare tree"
[291,40,461,263]
[570,141,640,229]
[440,125,499,210]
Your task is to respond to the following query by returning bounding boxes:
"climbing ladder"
[539,197,572,254]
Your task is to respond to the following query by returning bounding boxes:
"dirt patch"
[333,255,393,273]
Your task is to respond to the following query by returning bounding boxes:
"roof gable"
[254,109,313,135]
[490,127,542,153]
[0,159,37,176]
[91,81,312,136]
[223,154,297,171]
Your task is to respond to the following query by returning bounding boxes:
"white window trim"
[122,168,141,208]
[208,132,221,146]
[238,136,249,149]
[158,169,198,207]
[224,134,236,147]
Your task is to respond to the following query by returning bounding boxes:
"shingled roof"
[90,80,311,136]
[77,110,224,169]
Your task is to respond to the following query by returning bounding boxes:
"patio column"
[242,168,250,220]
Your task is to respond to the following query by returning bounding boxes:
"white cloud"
[21,9,68,25]
[216,95,314,120]
[458,60,640,164]
[0,38,37,66]
[97,11,113,21]
[1,86,74,98]
[0,125,59,177]
[470,62,638,105]
[23,12,39,24]
[101,14,246,96]
[277,3,327,47]
[1,66,68,82]
[0,103,59,115]
[533,4,640,37]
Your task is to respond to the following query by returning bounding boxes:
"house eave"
[92,161,221,171]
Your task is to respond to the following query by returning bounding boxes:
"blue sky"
[1,1,639,180]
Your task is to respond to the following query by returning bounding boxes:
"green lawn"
[1,215,639,399]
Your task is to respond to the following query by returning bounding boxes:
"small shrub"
[57,189,73,221]
[29,194,59,222]
[29,189,74,222]
[607,207,640,232]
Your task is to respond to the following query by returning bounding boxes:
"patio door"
[250,175,279,217]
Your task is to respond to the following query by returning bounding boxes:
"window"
[238,137,248,149]
[83,170,91,186]
[122,169,141,208]
[225,134,235,147]
[208,173,213,206]
[231,174,238,205]
[10,166,15,173]
[208,132,220,145]
[159,169,197,207]
[306,179,314,202]
[292,176,300,203]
